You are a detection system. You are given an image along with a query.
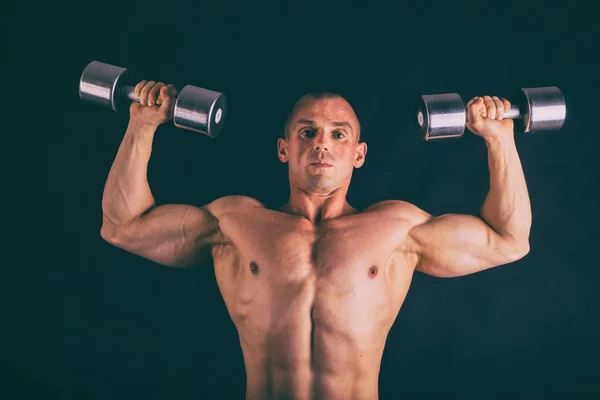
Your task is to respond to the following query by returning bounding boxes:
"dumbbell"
[79,61,226,138]
[417,86,567,140]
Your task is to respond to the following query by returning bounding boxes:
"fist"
[465,95,514,140]
[130,81,179,127]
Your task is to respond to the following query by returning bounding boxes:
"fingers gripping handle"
[466,104,523,122]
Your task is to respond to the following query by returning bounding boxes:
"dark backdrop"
[5,0,599,399]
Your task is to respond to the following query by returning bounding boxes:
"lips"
[311,162,332,167]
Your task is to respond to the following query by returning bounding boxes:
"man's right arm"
[100,80,234,268]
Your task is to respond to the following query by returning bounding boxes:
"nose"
[313,131,329,152]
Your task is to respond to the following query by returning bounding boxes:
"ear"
[353,142,368,168]
[277,138,289,163]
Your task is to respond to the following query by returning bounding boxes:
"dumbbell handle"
[122,86,140,102]
[467,104,522,121]
[496,105,521,119]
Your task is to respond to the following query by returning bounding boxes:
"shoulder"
[203,195,265,219]
[363,200,433,227]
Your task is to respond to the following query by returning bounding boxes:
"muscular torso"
[211,203,418,400]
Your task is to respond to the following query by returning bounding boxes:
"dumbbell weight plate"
[174,85,227,138]
[417,93,466,140]
[513,86,566,133]
[79,61,136,113]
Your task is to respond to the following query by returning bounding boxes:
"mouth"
[311,162,332,168]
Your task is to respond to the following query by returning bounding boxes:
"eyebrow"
[294,119,353,133]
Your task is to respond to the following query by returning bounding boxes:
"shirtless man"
[100,80,531,399]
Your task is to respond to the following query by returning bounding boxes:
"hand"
[465,95,514,141]
[129,81,179,128]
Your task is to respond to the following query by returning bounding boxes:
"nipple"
[368,265,378,279]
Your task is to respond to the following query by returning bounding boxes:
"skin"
[101,82,531,399]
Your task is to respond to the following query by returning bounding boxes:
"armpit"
[212,230,234,259]
[216,230,232,246]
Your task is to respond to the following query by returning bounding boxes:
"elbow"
[100,223,125,246]
[505,240,530,262]
[517,241,531,259]
[100,223,116,243]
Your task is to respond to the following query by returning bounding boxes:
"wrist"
[484,133,515,149]
[127,119,158,138]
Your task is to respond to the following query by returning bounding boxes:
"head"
[277,92,367,195]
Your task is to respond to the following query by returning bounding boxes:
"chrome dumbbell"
[79,61,227,138]
[417,86,567,140]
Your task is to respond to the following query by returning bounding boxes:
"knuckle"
[135,81,147,95]
[150,84,162,96]
[143,81,156,91]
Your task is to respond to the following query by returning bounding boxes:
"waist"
[242,349,380,400]
[245,365,379,400]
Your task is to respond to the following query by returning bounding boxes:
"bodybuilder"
[100,80,531,399]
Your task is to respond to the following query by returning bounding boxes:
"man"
[100,79,531,399]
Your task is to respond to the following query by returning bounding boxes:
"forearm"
[480,135,532,246]
[101,120,158,228]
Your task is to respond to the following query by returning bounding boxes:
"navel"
[249,261,260,275]
[368,265,379,279]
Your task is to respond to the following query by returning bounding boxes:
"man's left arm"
[407,95,532,278]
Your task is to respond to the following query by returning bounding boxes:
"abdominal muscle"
[214,253,406,400]
[238,280,387,400]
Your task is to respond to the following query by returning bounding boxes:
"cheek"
[341,148,356,165]
[289,147,307,166]
[296,146,311,161]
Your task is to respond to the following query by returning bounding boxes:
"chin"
[307,176,336,192]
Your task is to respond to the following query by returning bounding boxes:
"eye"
[335,132,346,139]
[301,129,316,137]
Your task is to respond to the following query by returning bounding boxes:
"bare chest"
[223,208,412,272]
[213,209,416,325]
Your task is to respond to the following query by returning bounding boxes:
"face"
[277,95,367,194]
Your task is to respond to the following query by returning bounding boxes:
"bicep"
[104,203,221,268]
[409,213,524,278]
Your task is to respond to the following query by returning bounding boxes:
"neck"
[281,184,357,223]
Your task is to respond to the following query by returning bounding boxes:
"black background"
[5,0,600,398]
